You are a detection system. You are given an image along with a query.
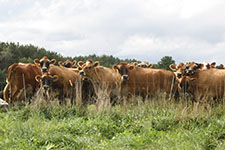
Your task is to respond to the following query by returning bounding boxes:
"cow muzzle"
[79,70,86,76]
[43,85,49,90]
[42,67,48,73]
[121,75,129,81]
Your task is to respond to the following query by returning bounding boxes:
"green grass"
[0,100,225,150]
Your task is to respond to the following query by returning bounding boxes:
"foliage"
[0,100,224,150]
[153,56,175,70]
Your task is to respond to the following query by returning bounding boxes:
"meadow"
[0,98,225,150]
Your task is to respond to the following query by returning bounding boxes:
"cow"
[34,56,56,73]
[58,59,77,68]
[179,68,225,102]
[129,62,153,68]
[60,59,96,105]
[3,63,41,104]
[79,60,120,106]
[35,64,81,105]
[216,64,224,69]
[113,62,179,102]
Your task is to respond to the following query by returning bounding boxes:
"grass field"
[0,98,225,150]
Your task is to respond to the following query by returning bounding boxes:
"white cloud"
[0,0,225,64]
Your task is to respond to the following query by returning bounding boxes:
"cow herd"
[1,57,225,106]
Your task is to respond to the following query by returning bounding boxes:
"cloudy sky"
[1,0,225,64]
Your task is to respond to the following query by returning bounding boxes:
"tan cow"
[79,60,120,106]
[180,69,225,102]
[3,63,41,104]
[113,62,178,101]
[35,64,81,105]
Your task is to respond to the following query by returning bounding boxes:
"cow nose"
[187,69,193,75]
[79,70,85,76]
[83,77,89,81]
[122,75,129,80]
[43,85,49,90]
[42,67,47,73]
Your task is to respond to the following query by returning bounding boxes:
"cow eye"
[87,66,92,69]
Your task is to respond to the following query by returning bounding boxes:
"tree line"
[0,41,175,90]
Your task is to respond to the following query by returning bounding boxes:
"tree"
[156,56,175,70]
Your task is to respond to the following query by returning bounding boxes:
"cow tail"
[3,83,10,103]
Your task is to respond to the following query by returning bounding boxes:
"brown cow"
[34,56,56,73]
[79,60,120,106]
[113,62,178,101]
[180,69,225,102]
[58,59,77,68]
[3,63,41,104]
[35,64,81,105]
[60,59,96,105]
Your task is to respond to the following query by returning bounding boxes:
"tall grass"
[0,97,224,150]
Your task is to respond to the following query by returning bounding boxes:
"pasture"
[0,98,224,150]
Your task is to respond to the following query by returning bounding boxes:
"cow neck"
[92,67,102,82]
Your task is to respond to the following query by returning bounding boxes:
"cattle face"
[35,73,58,101]
[169,62,186,78]
[216,64,224,69]
[185,62,203,76]
[35,73,58,91]
[136,62,153,68]
[34,56,56,73]
[58,59,77,68]
[113,62,134,81]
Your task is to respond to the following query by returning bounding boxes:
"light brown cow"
[3,63,41,104]
[35,64,81,105]
[113,62,178,101]
[79,60,120,106]
[180,69,225,102]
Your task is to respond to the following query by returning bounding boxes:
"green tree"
[156,56,175,70]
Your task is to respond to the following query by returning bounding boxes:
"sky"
[1,0,225,64]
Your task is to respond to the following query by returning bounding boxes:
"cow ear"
[211,62,216,68]
[52,75,59,82]
[34,59,40,64]
[72,60,77,65]
[93,61,99,67]
[35,75,41,82]
[50,59,56,65]
[113,65,118,70]
[78,61,85,67]
[58,61,63,66]
[169,64,176,71]
[148,63,153,68]
[129,65,134,70]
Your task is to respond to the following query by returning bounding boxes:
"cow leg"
[59,87,64,105]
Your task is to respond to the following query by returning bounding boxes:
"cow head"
[59,59,77,68]
[34,56,56,73]
[169,62,186,78]
[35,73,58,92]
[216,64,224,69]
[185,62,203,76]
[113,62,134,81]
[79,61,99,77]
[136,62,153,68]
